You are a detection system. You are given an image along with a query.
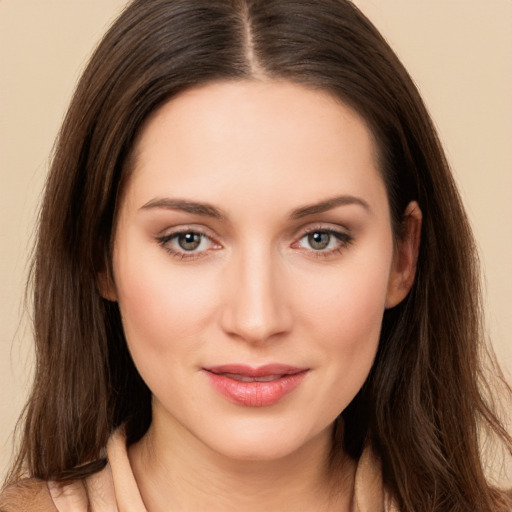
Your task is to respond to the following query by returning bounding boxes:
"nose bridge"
[220,240,290,343]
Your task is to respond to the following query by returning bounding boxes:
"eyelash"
[293,227,354,258]
[155,226,354,261]
[155,229,220,260]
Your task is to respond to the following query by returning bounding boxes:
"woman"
[1,0,511,510]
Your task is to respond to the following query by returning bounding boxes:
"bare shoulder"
[0,478,57,512]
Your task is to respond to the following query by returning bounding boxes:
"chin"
[201,419,332,464]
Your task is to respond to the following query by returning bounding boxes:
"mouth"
[203,364,309,407]
[215,373,287,383]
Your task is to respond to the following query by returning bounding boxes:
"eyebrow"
[140,198,226,219]
[290,195,371,219]
[140,194,371,220]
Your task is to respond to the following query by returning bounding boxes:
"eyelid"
[155,225,222,260]
[291,224,354,256]
[154,222,354,260]
[293,222,352,240]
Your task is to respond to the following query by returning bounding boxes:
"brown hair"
[6,1,511,510]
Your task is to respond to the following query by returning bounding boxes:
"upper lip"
[204,364,307,377]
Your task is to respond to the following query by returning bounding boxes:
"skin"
[103,79,421,511]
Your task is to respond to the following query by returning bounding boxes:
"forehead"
[124,79,387,215]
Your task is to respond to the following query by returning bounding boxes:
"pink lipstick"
[203,364,308,407]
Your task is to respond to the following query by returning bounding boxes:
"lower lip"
[204,370,308,407]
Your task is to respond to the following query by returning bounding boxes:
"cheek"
[113,247,218,358]
[293,242,393,404]
[298,251,392,345]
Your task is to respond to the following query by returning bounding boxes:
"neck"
[128,415,355,512]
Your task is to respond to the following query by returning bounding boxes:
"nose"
[219,244,293,344]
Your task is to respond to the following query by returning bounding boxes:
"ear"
[385,201,422,309]
[97,270,118,302]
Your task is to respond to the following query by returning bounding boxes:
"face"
[106,80,419,462]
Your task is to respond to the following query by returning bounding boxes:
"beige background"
[1,0,511,481]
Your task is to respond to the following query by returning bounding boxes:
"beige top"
[1,430,398,512]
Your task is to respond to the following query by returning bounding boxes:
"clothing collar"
[49,429,398,512]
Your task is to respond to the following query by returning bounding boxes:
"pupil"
[308,232,330,250]
[178,233,201,250]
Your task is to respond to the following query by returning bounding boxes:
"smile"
[203,364,309,407]
[218,373,284,382]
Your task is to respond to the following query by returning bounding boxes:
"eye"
[294,228,353,255]
[305,231,332,250]
[156,229,220,259]
[176,232,203,251]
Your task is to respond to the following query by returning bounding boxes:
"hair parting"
[4,1,511,510]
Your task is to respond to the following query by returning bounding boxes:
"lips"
[203,364,308,407]
[219,373,285,382]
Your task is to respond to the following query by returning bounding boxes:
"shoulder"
[0,478,57,512]
[0,430,126,512]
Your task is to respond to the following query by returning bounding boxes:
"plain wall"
[1,0,511,481]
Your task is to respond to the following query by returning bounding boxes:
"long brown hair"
[6,1,511,510]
